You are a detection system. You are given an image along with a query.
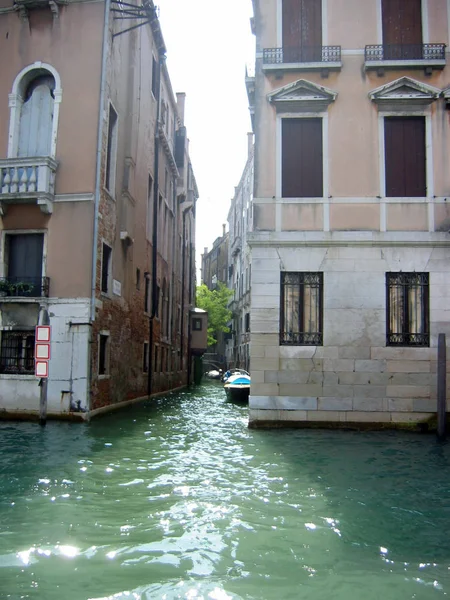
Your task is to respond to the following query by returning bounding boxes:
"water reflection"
[0,384,450,599]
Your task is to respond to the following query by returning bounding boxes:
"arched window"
[8,62,62,159]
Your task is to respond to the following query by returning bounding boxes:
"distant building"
[226,134,254,372]
[248,0,450,427]
[0,0,198,419]
[201,225,229,370]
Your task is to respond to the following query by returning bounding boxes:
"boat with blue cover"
[223,369,251,402]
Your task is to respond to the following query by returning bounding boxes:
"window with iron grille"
[280,272,323,345]
[98,333,109,375]
[0,330,35,374]
[386,273,429,346]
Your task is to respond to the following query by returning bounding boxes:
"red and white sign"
[35,326,51,378]
[36,326,51,342]
[35,343,51,360]
[35,360,49,378]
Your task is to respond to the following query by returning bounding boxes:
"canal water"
[1,383,450,600]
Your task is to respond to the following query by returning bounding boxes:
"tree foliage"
[196,283,233,347]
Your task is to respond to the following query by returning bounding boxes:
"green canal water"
[1,382,450,600]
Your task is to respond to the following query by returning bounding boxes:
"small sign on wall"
[113,279,122,296]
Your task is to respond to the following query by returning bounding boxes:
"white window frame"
[0,229,47,279]
[376,0,429,44]
[277,0,328,46]
[8,62,62,159]
[105,102,118,197]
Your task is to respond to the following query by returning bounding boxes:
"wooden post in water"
[437,333,446,440]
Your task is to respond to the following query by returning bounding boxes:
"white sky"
[158,0,255,275]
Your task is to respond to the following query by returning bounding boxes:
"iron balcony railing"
[0,276,50,298]
[365,43,446,62]
[263,46,341,65]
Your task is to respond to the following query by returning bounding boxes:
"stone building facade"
[0,0,197,419]
[226,133,254,372]
[248,0,450,427]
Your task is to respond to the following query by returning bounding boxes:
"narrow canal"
[1,382,450,599]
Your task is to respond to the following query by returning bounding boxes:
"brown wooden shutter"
[384,117,426,197]
[282,0,322,62]
[382,0,422,59]
[282,118,323,198]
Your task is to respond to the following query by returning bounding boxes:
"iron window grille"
[0,330,35,374]
[386,272,429,347]
[280,272,323,346]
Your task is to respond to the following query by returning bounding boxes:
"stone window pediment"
[267,79,337,113]
[369,76,440,110]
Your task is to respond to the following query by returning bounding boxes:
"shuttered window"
[382,0,422,59]
[282,118,323,198]
[384,117,426,197]
[282,0,322,62]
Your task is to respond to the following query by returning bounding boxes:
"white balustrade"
[0,157,57,199]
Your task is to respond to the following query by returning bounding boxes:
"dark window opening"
[282,118,323,198]
[136,268,141,290]
[384,116,426,197]
[0,330,35,374]
[280,272,323,345]
[386,272,429,346]
[101,243,111,294]
[192,318,202,331]
[105,104,118,193]
[99,334,109,375]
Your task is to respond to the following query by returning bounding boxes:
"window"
[386,273,429,346]
[151,57,158,98]
[192,318,202,331]
[136,268,141,290]
[147,174,153,240]
[282,0,322,62]
[0,330,35,374]
[245,312,250,333]
[144,275,150,313]
[18,74,55,157]
[101,243,112,294]
[282,118,322,198]
[105,104,118,194]
[143,342,149,373]
[384,117,426,197]
[382,0,422,60]
[98,333,109,375]
[4,233,44,297]
[280,272,323,345]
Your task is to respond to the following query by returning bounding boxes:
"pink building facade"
[248,0,450,428]
[0,0,197,419]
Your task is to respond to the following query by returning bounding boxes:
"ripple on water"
[0,384,450,599]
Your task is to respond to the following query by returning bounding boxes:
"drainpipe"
[147,53,163,398]
[91,0,111,322]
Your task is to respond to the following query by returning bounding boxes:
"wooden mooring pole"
[437,333,447,440]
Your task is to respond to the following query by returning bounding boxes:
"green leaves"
[196,283,233,347]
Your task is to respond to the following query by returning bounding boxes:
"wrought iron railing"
[365,43,446,62]
[263,46,341,65]
[0,276,49,298]
[0,330,35,375]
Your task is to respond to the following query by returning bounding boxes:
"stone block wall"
[248,243,450,427]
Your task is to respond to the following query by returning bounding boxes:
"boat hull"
[225,384,250,403]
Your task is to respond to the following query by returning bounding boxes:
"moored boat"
[223,371,251,403]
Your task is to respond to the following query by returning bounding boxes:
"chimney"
[222,224,226,237]
[204,246,208,256]
[247,132,254,158]
[176,92,186,125]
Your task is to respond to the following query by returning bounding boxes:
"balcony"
[364,44,446,74]
[0,156,58,215]
[0,276,50,299]
[262,46,342,76]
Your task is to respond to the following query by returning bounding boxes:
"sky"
[158,0,255,274]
